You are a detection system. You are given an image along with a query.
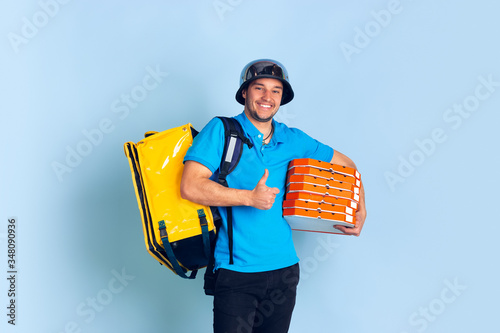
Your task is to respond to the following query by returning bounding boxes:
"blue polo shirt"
[184,112,334,273]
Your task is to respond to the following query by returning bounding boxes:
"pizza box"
[287,166,361,187]
[288,158,360,182]
[283,199,355,216]
[286,174,359,194]
[285,191,358,210]
[283,209,355,234]
[286,182,360,203]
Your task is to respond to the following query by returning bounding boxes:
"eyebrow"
[253,83,283,90]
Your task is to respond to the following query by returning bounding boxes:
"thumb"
[257,169,269,185]
[270,186,280,195]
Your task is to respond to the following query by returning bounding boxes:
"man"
[181,59,366,333]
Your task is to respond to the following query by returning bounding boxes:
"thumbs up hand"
[250,169,280,210]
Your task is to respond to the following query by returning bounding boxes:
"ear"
[242,89,247,99]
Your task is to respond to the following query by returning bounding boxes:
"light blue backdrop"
[1,1,499,332]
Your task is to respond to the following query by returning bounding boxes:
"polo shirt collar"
[235,111,286,144]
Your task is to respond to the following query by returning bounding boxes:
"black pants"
[213,263,300,333]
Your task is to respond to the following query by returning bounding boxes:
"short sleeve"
[183,117,225,173]
[286,127,334,162]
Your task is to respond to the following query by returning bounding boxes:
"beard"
[245,101,279,123]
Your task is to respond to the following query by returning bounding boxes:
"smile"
[258,103,273,109]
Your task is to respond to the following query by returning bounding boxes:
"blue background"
[1,1,499,332]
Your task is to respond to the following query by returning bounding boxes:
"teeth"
[260,104,271,108]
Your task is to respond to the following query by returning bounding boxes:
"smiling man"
[243,79,282,123]
[181,59,366,333]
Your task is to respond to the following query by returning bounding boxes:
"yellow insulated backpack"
[124,123,215,279]
[124,118,253,283]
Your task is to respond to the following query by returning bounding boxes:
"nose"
[262,89,272,101]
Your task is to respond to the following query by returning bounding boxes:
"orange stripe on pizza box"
[288,158,360,180]
[283,199,355,216]
[286,182,360,203]
[285,191,358,210]
[284,214,352,234]
[283,208,355,224]
[283,209,356,234]
[286,174,359,193]
[286,166,361,187]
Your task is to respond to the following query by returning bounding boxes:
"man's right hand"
[250,169,280,210]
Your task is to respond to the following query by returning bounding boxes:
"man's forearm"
[329,149,367,235]
[181,176,251,207]
[181,161,279,210]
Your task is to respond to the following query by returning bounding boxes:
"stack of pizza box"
[283,158,361,234]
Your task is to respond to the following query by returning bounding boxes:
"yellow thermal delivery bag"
[124,124,215,279]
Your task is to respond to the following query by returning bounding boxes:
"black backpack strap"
[204,117,252,295]
[158,220,198,279]
[203,206,222,295]
[217,117,253,187]
[217,117,252,265]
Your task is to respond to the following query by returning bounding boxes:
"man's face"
[242,78,283,123]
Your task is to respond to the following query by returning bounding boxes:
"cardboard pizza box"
[283,159,362,234]
[285,191,358,210]
[287,166,361,187]
[283,209,355,234]
[286,174,360,194]
[288,158,360,184]
[286,182,360,203]
[283,199,355,216]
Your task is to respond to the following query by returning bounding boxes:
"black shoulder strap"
[217,116,253,187]
[217,116,252,265]
[204,117,253,295]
